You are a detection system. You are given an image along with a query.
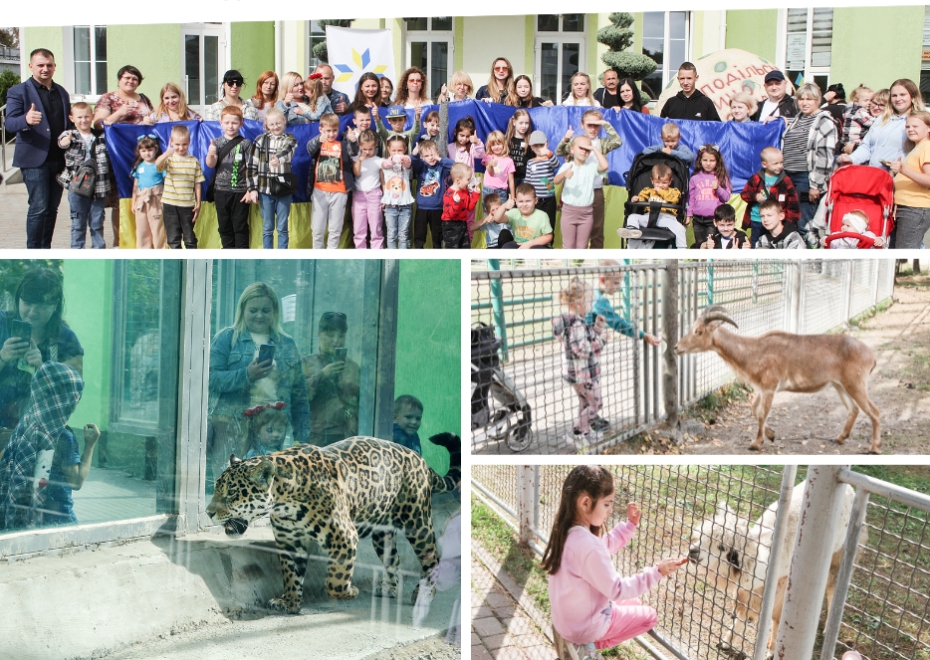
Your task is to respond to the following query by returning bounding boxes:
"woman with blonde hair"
[562,72,600,107]
[251,71,280,121]
[839,78,925,169]
[276,71,331,125]
[438,70,475,102]
[728,92,757,123]
[150,83,201,123]
[476,57,515,104]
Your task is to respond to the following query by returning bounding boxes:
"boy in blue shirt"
[411,140,454,249]
[393,394,423,454]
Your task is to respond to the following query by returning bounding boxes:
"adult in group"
[510,75,552,108]
[208,282,310,483]
[251,71,280,122]
[394,66,431,110]
[150,82,201,123]
[6,49,71,249]
[379,76,394,107]
[313,64,350,115]
[617,77,649,114]
[276,71,330,125]
[660,62,720,121]
[728,93,757,123]
[751,70,797,123]
[476,58,515,104]
[594,69,621,109]
[822,83,846,128]
[781,83,838,243]
[438,71,475,103]
[347,72,382,114]
[1,268,84,434]
[203,70,258,122]
[839,79,925,171]
[561,72,600,107]
[888,111,930,248]
[301,311,361,447]
[93,65,155,248]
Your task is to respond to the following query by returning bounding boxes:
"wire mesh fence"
[472,465,930,660]
[470,259,896,454]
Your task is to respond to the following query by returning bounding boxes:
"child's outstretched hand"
[401,155,412,168]
[702,235,714,250]
[594,314,606,330]
[346,127,358,142]
[627,502,641,525]
[84,423,101,444]
[562,128,574,143]
[207,142,217,159]
[504,198,516,210]
[657,556,689,576]
[643,333,661,347]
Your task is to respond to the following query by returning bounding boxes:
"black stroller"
[621,151,691,248]
[471,323,532,453]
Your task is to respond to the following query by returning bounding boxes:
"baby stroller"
[471,323,532,453]
[621,151,691,248]
[820,165,894,248]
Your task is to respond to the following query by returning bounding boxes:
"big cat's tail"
[428,432,461,493]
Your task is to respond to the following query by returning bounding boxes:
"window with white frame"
[405,17,453,100]
[72,26,107,97]
[308,21,326,71]
[181,23,225,108]
[640,12,690,101]
[535,14,586,104]
[783,8,833,93]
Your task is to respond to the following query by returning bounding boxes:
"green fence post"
[707,259,715,307]
[488,259,509,361]
[622,258,632,321]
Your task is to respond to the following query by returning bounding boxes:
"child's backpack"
[70,159,97,198]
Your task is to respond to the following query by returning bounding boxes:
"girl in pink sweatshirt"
[687,144,732,247]
[541,465,687,660]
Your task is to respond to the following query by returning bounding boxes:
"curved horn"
[701,306,738,328]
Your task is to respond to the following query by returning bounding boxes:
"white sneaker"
[616,226,643,239]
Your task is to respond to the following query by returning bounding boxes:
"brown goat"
[675,305,881,453]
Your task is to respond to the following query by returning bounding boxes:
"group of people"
[8,47,930,249]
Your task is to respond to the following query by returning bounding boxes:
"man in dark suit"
[6,48,71,248]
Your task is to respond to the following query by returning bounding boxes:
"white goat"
[688,482,855,658]
[675,305,881,453]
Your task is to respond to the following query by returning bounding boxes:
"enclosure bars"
[817,469,930,660]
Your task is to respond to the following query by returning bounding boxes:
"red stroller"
[821,165,895,249]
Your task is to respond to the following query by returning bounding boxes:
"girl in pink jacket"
[541,465,688,660]
[448,116,486,239]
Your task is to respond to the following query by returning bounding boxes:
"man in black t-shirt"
[659,62,721,122]
[593,69,621,110]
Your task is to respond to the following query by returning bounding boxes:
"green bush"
[596,13,657,87]
[0,69,21,107]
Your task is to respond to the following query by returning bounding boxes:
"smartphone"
[334,347,348,362]
[10,320,31,340]
[257,344,275,365]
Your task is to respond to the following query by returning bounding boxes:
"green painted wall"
[64,261,113,432]
[22,27,64,72]
[454,18,465,73]
[524,16,535,79]
[725,10,778,62]
[588,14,600,76]
[832,6,922,91]
[395,260,460,475]
[107,24,181,98]
[231,22,275,92]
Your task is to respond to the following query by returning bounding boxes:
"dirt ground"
[653,273,930,456]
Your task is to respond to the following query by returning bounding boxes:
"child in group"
[642,123,695,164]
[525,130,560,232]
[245,107,298,249]
[415,110,442,151]
[351,129,385,249]
[375,105,422,153]
[740,147,800,247]
[840,85,875,155]
[155,124,204,250]
[555,135,609,249]
[556,110,622,249]
[380,135,415,248]
[130,134,167,249]
[757,199,805,249]
[820,210,884,249]
[411,139,454,249]
[307,113,353,249]
[475,183,553,249]
[687,144,732,246]
[551,278,608,447]
[205,105,253,249]
[442,162,480,249]
[57,102,111,249]
[481,131,516,247]
[241,402,289,458]
[392,394,423,454]
[693,204,751,249]
[448,116,486,239]
[505,109,533,187]
[541,465,688,660]
[344,106,382,158]
[276,71,331,125]
[616,163,686,249]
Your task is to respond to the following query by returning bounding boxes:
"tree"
[313,20,353,64]
[0,27,19,49]
[596,13,657,99]
[0,69,21,107]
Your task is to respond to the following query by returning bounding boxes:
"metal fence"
[472,465,930,660]
[470,259,896,454]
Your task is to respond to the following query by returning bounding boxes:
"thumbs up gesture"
[26,103,43,126]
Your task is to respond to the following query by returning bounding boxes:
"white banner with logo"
[325,27,395,99]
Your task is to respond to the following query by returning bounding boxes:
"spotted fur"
[205,435,460,614]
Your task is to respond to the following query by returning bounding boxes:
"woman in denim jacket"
[208,282,310,483]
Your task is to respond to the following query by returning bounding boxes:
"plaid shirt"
[552,312,607,385]
[783,111,838,192]
[56,130,111,198]
[246,132,298,194]
[841,102,875,150]
[0,362,84,531]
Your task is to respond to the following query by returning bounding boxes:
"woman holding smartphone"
[208,282,310,484]
[1,268,84,432]
[301,311,360,447]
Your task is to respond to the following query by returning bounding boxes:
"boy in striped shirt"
[156,124,204,249]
